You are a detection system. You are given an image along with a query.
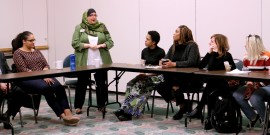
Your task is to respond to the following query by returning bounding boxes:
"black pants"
[74,71,108,109]
[156,74,203,106]
[197,79,230,118]
[17,78,69,117]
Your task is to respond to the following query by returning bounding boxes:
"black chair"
[0,92,14,135]
[234,59,243,70]
[150,88,174,118]
[184,85,205,127]
[10,64,41,127]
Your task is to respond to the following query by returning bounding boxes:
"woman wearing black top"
[114,31,165,121]
[186,34,236,130]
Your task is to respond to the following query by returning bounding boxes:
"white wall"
[0,0,48,59]
[1,0,270,92]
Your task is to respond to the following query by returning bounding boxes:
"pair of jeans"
[233,84,270,121]
[17,78,69,117]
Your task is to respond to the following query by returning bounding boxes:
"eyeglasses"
[26,39,36,42]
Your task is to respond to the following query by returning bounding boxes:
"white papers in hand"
[226,69,251,74]
[87,35,102,65]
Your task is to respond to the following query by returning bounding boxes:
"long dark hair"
[172,25,194,56]
[12,31,33,53]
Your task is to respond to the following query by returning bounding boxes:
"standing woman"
[233,35,270,128]
[12,31,80,126]
[186,34,236,130]
[156,25,202,121]
[72,8,114,114]
[114,30,165,121]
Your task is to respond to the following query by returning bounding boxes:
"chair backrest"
[234,59,243,70]
[63,54,77,78]
[63,54,73,68]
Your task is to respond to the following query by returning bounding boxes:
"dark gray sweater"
[165,42,201,67]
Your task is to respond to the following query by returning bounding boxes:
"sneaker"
[173,111,183,120]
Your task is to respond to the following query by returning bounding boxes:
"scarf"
[80,11,109,36]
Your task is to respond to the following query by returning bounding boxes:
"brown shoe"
[63,116,80,126]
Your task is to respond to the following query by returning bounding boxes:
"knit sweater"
[164,42,201,67]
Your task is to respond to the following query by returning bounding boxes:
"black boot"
[173,109,185,120]
[186,107,202,119]
[2,112,11,129]
[114,109,124,118]
[204,118,213,130]
[118,113,132,121]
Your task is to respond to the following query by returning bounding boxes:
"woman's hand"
[43,67,49,70]
[89,44,98,50]
[43,78,55,86]
[161,60,176,69]
[97,44,106,49]
[0,83,11,94]
[84,44,97,49]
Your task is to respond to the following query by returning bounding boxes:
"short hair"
[211,34,229,56]
[245,34,266,62]
[148,31,160,45]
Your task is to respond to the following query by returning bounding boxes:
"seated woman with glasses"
[233,34,270,128]
[114,30,165,121]
[12,31,80,126]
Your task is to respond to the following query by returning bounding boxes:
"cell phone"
[161,59,169,65]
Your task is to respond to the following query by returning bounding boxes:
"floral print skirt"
[121,74,164,117]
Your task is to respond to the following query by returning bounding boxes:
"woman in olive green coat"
[71,8,114,114]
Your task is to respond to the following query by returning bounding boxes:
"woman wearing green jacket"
[71,8,114,114]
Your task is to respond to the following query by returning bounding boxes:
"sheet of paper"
[87,35,102,65]
[226,69,251,74]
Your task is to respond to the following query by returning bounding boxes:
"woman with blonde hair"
[233,34,270,128]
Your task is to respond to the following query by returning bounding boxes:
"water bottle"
[70,54,76,71]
